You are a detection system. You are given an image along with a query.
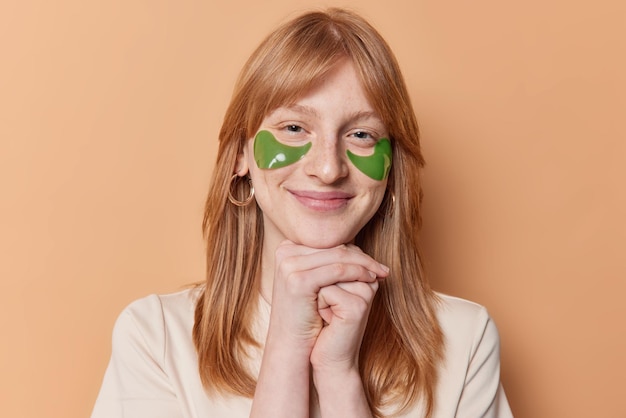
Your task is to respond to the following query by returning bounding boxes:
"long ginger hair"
[193,8,444,417]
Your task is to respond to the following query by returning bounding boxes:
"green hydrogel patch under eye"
[346,138,392,181]
[254,130,312,169]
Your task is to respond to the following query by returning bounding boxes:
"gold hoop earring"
[228,174,255,207]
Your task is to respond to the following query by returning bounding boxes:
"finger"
[277,244,389,279]
[286,262,380,297]
[317,284,374,324]
[335,280,379,302]
[318,282,378,324]
[277,240,389,276]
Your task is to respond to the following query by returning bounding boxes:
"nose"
[302,135,349,184]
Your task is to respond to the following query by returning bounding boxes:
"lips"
[289,189,353,211]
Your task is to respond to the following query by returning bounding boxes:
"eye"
[349,130,378,145]
[285,124,303,133]
[352,131,373,140]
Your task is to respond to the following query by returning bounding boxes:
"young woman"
[92,8,512,418]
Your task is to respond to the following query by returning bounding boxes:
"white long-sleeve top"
[92,289,513,417]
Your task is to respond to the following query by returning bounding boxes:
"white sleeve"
[456,308,513,418]
[91,296,184,418]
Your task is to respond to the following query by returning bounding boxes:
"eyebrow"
[282,104,383,124]
[347,110,384,124]
[282,104,321,118]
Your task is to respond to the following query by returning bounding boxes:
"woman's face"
[238,59,389,249]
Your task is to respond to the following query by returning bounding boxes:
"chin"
[290,231,357,249]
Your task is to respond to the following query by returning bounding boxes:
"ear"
[234,141,250,176]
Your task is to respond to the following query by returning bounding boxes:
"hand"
[311,274,380,371]
[308,244,387,418]
[267,241,388,356]
[254,241,387,418]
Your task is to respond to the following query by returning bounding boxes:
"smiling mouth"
[289,190,353,212]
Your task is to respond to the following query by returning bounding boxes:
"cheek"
[247,165,289,209]
[361,180,388,213]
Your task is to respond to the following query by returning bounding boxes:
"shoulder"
[122,288,198,316]
[434,292,503,379]
[111,288,199,358]
[117,288,198,327]
[93,289,200,417]
[437,295,500,383]
[435,292,487,317]
[435,292,497,343]
[432,293,513,417]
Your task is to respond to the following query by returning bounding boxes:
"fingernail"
[369,271,377,279]
[380,264,390,273]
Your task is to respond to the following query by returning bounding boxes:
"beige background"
[1,1,624,417]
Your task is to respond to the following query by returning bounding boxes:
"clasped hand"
[269,240,389,372]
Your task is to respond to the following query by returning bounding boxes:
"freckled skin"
[254,130,392,181]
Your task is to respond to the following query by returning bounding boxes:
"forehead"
[265,60,382,119]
